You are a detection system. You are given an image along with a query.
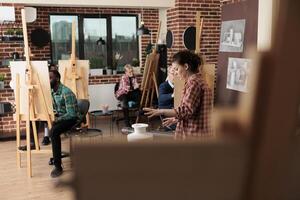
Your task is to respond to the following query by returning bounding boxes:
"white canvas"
[226,57,252,93]
[219,19,246,52]
[0,6,15,22]
[9,61,54,120]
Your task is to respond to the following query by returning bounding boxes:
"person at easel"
[144,51,213,138]
[49,70,80,178]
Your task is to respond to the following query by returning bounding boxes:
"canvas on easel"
[136,22,161,123]
[10,9,54,178]
[58,20,90,126]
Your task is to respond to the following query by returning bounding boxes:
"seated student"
[115,64,141,127]
[158,65,176,109]
[49,70,80,178]
[144,50,213,138]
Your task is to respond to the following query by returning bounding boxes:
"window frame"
[49,13,139,70]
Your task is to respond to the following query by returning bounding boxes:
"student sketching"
[49,70,80,178]
[158,64,176,109]
[115,64,141,127]
[144,51,213,138]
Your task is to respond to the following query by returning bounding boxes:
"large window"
[50,15,79,64]
[50,14,139,71]
[112,16,138,71]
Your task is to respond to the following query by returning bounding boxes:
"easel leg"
[26,118,32,178]
[16,74,21,168]
[32,121,40,151]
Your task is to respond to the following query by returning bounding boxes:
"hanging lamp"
[137,8,150,36]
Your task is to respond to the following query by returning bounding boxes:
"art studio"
[0,0,299,199]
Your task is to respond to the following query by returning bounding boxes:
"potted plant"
[0,74,5,90]
[15,29,23,39]
[112,52,123,75]
[106,66,112,75]
[89,57,105,76]
[4,29,15,41]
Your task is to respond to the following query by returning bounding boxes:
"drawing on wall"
[226,57,251,92]
[219,19,246,52]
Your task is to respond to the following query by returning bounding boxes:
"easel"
[14,9,54,178]
[59,21,90,126]
[136,22,161,122]
[174,11,216,107]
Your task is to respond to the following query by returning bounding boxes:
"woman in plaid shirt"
[144,51,213,138]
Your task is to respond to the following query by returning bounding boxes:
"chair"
[49,99,102,165]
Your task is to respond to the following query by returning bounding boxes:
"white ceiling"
[1,0,175,8]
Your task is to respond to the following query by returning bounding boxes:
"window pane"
[83,18,107,69]
[50,15,79,64]
[112,16,138,71]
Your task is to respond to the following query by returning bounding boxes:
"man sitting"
[115,64,141,127]
[158,65,176,109]
[49,70,80,178]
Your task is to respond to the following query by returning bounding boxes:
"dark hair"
[50,70,61,81]
[172,50,202,73]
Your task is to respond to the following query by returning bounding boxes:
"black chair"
[49,99,102,165]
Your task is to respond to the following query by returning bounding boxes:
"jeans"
[50,119,77,168]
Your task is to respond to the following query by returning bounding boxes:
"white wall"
[3,0,175,8]
[257,0,278,51]
[88,84,119,112]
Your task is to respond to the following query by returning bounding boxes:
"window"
[112,16,138,71]
[50,14,139,71]
[83,18,107,69]
[50,15,79,64]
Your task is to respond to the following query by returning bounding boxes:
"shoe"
[42,136,50,145]
[18,143,35,151]
[50,167,63,178]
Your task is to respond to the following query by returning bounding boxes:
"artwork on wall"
[219,19,246,52]
[226,57,251,93]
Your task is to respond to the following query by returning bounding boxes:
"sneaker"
[42,136,50,145]
[50,167,63,178]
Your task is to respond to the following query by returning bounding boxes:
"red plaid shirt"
[115,74,139,98]
[175,73,213,138]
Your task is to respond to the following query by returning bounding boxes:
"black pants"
[118,89,141,126]
[50,119,77,168]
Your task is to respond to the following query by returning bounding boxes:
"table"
[89,110,114,136]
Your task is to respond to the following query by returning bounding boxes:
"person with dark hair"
[144,50,213,138]
[49,70,80,178]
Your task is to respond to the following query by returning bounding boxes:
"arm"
[116,76,130,98]
[143,108,176,118]
[175,80,201,120]
[56,92,78,122]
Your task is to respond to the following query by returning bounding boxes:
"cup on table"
[102,104,109,114]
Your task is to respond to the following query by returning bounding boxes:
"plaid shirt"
[52,83,80,122]
[175,73,213,138]
[115,74,139,98]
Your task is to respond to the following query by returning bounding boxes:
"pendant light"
[137,8,150,36]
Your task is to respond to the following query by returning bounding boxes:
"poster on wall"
[226,57,251,92]
[219,19,246,52]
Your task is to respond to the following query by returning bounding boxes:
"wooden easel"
[59,21,90,126]
[14,9,54,178]
[136,22,161,122]
[174,11,216,107]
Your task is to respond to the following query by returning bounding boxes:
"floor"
[0,118,123,200]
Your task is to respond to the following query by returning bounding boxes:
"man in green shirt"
[49,70,80,178]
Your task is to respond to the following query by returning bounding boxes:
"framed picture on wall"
[226,57,251,93]
[219,19,246,52]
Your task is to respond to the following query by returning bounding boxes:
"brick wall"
[166,0,243,65]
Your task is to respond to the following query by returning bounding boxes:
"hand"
[162,117,178,127]
[143,108,161,118]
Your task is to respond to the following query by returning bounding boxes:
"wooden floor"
[0,118,124,200]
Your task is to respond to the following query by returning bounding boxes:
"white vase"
[106,69,112,75]
[127,123,153,142]
[113,70,117,75]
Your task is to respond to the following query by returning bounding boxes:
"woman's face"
[125,67,134,77]
[172,62,188,80]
